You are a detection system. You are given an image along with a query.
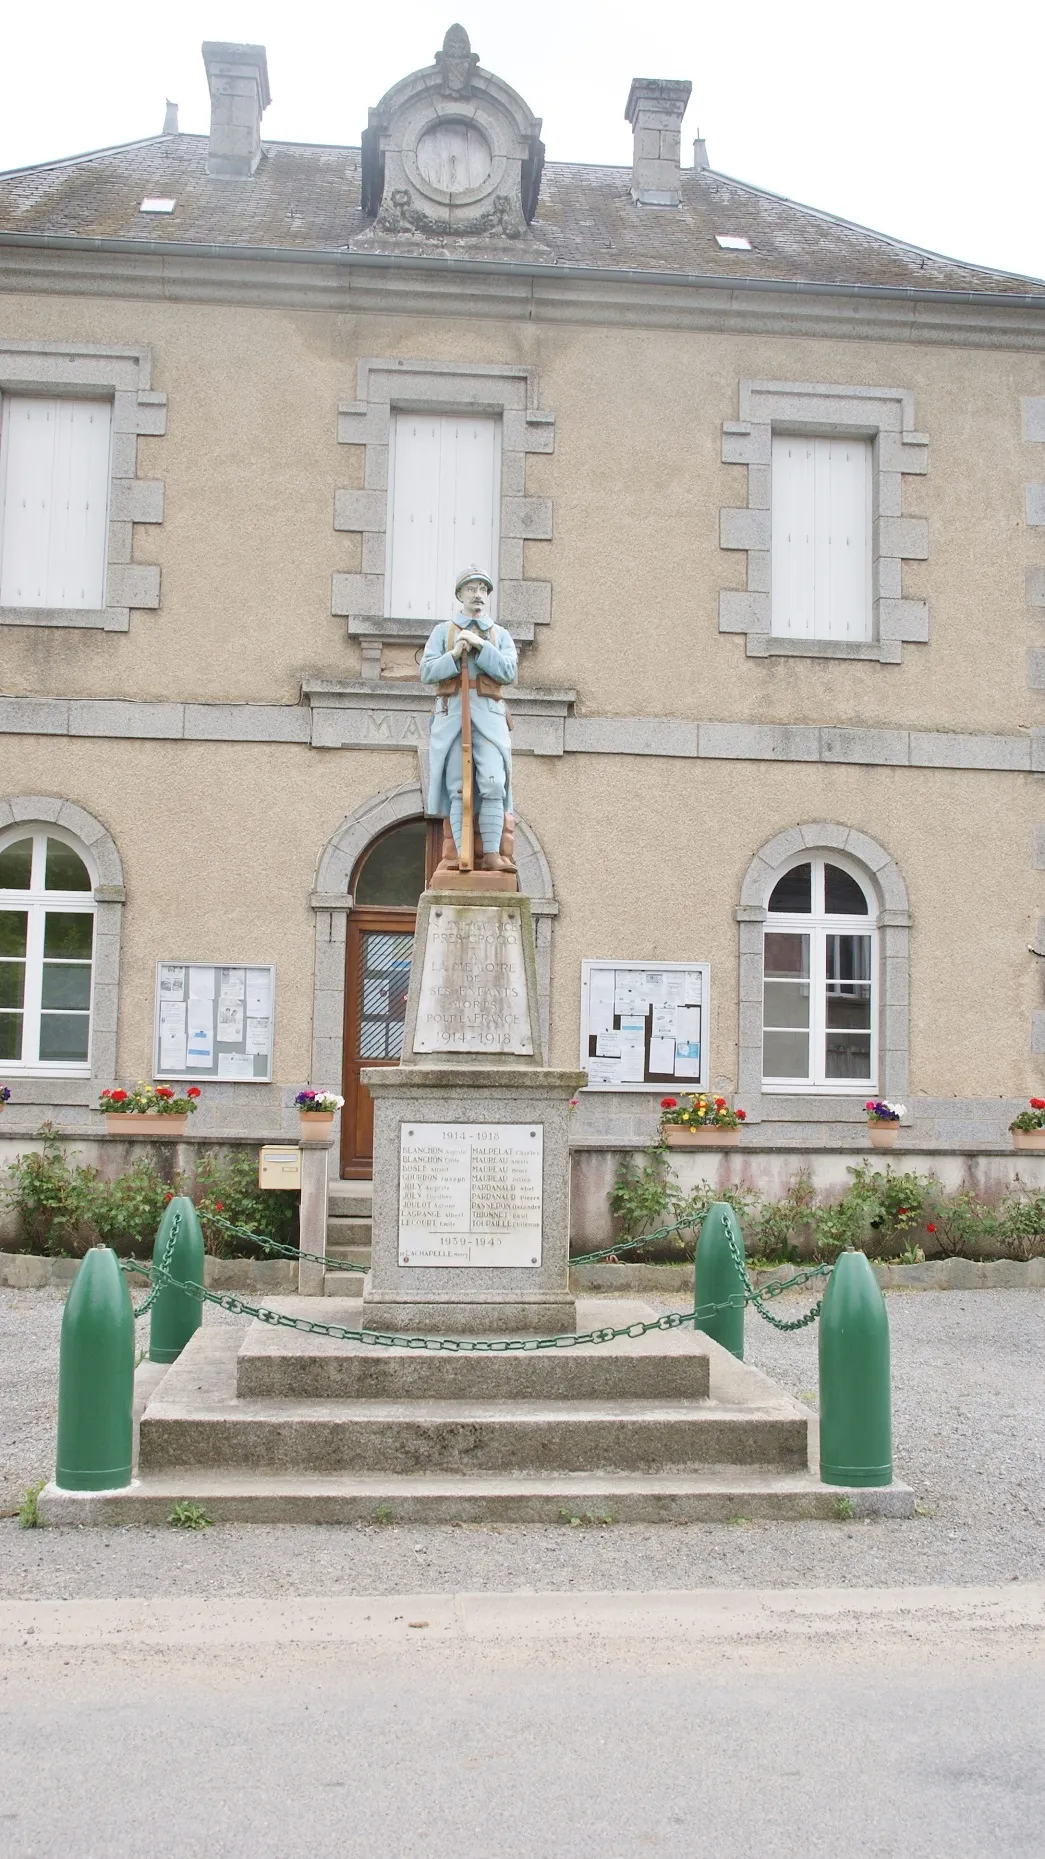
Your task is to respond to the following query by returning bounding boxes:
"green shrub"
[606,1153,1030,1267]
[3,1128,298,1259]
[607,1155,755,1261]
[194,1148,298,1257]
[996,1184,1045,1260]
[4,1128,99,1257]
[91,1157,175,1255]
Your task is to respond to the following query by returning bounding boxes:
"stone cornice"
[302,680,576,715]
[3,235,1045,349]
[0,689,1041,772]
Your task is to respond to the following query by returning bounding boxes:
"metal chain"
[125,1243,830,1351]
[126,1249,809,1352]
[720,1218,828,1331]
[200,1208,828,1326]
[130,1209,182,1319]
[204,1210,367,1274]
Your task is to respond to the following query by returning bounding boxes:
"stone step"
[323,1272,364,1298]
[237,1327,711,1402]
[140,1397,808,1477]
[329,1185,373,1219]
[39,1467,914,1527]
[327,1218,372,1245]
[138,1321,809,1478]
[326,1243,371,1264]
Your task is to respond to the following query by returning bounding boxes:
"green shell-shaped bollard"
[693,1201,746,1360]
[55,1246,135,1491]
[819,1249,893,1488]
[148,1195,205,1364]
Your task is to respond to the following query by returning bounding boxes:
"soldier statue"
[420,567,517,876]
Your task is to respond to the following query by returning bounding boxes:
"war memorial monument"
[39,567,907,1523]
[360,568,584,1334]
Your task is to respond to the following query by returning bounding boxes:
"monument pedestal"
[361,1065,583,1333]
[360,888,584,1335]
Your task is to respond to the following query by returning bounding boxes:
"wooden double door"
[339,818,442,1177]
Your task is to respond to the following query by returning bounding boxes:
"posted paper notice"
[186,1003,214,1067]
[217,999,244,1044]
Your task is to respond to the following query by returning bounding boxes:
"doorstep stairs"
[324,1181,372,1292]
[40,1299,914,1524]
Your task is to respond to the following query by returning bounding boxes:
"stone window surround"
[736,822,910,1125]
[719,381,930,663]
[0,341,166,632]
[0,794,124,1105]
[310,783,558,1090]
[332,359,554,677]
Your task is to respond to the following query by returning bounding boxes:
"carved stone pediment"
[361,24,544,236]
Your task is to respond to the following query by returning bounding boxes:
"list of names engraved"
[398,1123,544,1268]
[413,905,533,1055]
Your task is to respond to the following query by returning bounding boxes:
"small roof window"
[715,233,751,250]
[139,198,176,214]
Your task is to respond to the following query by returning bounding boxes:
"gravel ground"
[1,1285,1043,1596]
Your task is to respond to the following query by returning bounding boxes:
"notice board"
[579,960,710,1092]
[153,963,275,1083]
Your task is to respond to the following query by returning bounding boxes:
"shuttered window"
[385,413,500,621]
[771,434,871,641]
[0,396,112,610]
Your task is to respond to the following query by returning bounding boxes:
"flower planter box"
[299,1112,335,1143]
[867,1122,900,1149]
[1012,1127,1045,1152]
[105,1114,188,1137]
[663,1126,741,1148]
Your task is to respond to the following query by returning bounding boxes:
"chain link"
[190,1208,829,1327]
[205,1209,368,1274]
[123,1252,788,1353]
[719,1218,828,1331]
[129,1209,182,1319]
[123,1240,829,1351]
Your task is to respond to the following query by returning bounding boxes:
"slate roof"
[1,131,1042,296]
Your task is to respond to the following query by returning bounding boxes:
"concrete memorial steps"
[39,1299,914,1524]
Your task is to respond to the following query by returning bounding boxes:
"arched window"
[0,825,95,1071]
[352,818,431,907]
[762,854,876,1090]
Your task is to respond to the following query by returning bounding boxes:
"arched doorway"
[340,816,442,1177]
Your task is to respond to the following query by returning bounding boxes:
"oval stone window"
[415,122,492,194]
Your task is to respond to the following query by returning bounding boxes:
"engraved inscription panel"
[413,905,533,1055]
[399,1123,543,1268]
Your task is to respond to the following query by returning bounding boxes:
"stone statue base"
[432,869,518,893]
[431,814,518,888]
[360,1065,582,1334]
[360,888,584,1335]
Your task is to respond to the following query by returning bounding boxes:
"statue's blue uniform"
[420,617,517,854]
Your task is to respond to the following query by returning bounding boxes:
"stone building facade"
[0,28,1044,1181]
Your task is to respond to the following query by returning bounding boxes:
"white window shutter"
[387,412,500,620]
[0,396,111,610]
[772,434,871,641]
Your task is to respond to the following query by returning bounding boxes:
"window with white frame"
[771,434,871,642]
[762,855,877,1091]
[0,826,96,1071]
[0,396,112,610]
[385,411,501,621]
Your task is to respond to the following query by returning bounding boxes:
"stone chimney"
[202,42,271,177]
[162,100,179,136]
[692,134,709,171]
[624,78,692,206]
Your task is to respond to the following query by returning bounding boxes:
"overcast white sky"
[2,0,1042,282]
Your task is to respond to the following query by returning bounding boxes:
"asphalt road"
[1,1590,1043,1859]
